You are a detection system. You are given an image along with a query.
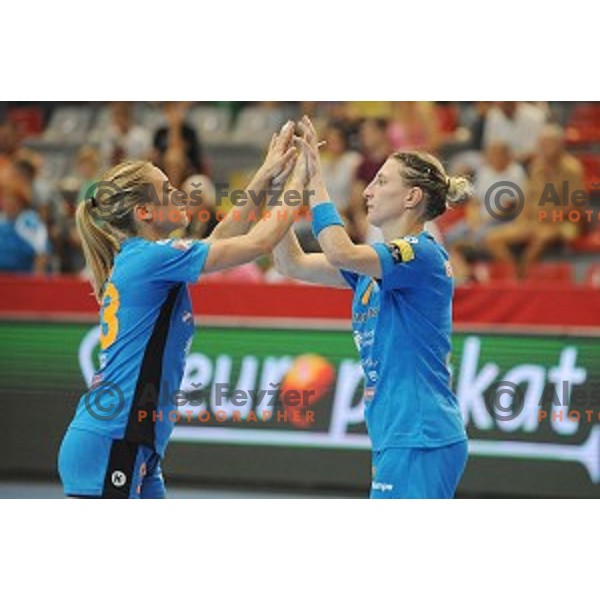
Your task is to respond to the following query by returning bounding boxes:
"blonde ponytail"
[76,160,153,302]
[76,200,121,302]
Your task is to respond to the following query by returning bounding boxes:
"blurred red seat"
[578,154,600,193]
[7,107,44,138]
[571,230,600,252]
[585,264,600,287]
[436,204,466,236]
[436,104,458,135]
[525,262,573,282]
[473,261,517,282]
[565,103,600,145]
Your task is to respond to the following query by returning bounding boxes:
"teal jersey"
[341,231,467,451]
[69,237,210,456]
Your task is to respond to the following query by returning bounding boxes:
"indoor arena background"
[1,101,599,498]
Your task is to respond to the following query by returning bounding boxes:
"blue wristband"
[311,202,344,237]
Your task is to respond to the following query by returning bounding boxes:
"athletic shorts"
[58,427,165,499]
[370,440,468,499]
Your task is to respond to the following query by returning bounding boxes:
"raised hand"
[258,121,298,186]
[293,135,320,186]
[297,115,326,183]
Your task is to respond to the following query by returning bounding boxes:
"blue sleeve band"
[311,202,344,238]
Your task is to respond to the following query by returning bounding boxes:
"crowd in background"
[0,101,598,284]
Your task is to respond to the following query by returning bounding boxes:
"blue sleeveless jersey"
[68,237,210,456]
[341,231,467,451]
[0,210,49,272]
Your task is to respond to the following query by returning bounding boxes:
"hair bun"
[446,176,473,208]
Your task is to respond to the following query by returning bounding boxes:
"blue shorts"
[370,441,468,499]
[58,427,166,499]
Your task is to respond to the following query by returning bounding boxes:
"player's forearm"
[306,175,354,266]
[308,178,380,275]
[272,229,306,278]
[209,171,270,240]
[316,225,359,269]
[307,175,329,206]
[245,179,301,254]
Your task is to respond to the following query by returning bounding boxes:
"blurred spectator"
[459,102,491,151]
[0,159,49,273]
[98,102,151,167]
[76,146,101,201]
[321,123,361,218]
[0,120,19,169]
[299,102,354,139]
[52,180,85,274]
[445,103,492,178]
[387,102,441,152]
[293,123,360,252]
[445,141,527,281]
[153,102,207,186]
[162,147,190,190]
[483,102,546,164]
[350,118,390,242]
[48,147,97,273]
[0,101,591,284]
[485,125,584,278]
[0,121,20,206]
[347,102,391,120]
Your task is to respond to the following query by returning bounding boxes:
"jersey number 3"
[100,283,120,350]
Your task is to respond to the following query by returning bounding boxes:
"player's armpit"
[317,225,382,279]
[282,253,350,288]
[273,229,349,288]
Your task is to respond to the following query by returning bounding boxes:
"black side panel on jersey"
[124,284,182,449]
[101,439,138,499]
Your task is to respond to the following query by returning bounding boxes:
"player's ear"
[134,204,153,222]
[405,187,424,210]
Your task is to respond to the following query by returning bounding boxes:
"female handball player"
[59,122,304,498]
[274,117,469,498]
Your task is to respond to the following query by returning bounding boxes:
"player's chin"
[172,209,190,229]
[366,210,380,228]
[179,212,190,228]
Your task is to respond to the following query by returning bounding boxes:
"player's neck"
[380,214,424,242]
[136,226,163,242]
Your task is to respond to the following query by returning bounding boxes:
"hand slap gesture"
[259,121,298,187]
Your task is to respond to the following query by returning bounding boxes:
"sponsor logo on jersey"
[386,238,415,264]
[404,235,419,244]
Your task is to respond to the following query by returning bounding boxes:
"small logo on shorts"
[372,481,394,492]
[111,470,127,488]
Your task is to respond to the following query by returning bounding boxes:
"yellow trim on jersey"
[361,280,375,305]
